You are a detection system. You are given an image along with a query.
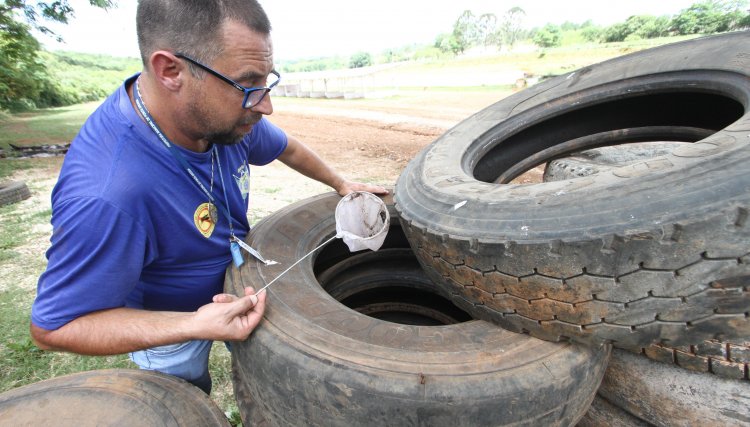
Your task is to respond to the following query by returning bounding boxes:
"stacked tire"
[228,32,749,426]
[394,31,749,424]
[394,31,749,349]
[226,193,610,426]
[548,146,750,425]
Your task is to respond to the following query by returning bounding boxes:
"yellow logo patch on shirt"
[194,202,216,238]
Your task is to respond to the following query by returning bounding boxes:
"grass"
[0,196,135,390]
[0,285,133,390]
[0,204,38,263]
[0,159,35,180]
[0,102,101,150]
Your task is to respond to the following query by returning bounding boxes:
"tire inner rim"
[314,224,472,326]
[470,74,745,183]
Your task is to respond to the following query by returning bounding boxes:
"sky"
[39,0,699,61]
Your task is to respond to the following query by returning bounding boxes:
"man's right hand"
[191,286,266,341]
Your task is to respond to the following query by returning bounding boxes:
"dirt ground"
[270,91,504,180]
[248,89,544,219]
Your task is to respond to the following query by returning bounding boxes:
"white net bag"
[335,191,390,252]
[253,191,390,296]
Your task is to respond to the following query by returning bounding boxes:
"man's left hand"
[336,180,389,197]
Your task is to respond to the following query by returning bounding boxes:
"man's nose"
[251,92,273,115]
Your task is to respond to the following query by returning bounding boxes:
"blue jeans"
[129,339,213,394]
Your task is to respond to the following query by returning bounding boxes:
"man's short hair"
[136,0,271,70]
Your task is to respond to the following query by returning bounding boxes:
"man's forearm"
[30,307,194,356]
[278,135,345,191]
[31,288,265,356]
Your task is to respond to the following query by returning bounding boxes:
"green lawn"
[0,102,101,150]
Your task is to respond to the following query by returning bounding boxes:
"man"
[30,0,387,394]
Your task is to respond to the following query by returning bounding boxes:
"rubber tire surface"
[0,181,31,206]
[598,349,750,426]
[0,369,230,426]
[576,395,650,427]
[546,145,750,379]
[226,192,610,427]
[394,32,750,348]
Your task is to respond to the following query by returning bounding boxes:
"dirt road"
[249,89,516,219]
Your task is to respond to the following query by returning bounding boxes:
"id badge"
[230,241,244,268]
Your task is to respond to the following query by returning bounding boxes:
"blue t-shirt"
[31,74,288,331]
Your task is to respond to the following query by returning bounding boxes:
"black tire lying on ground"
[576,395,650,427]
[597,349,750,426]
[394,32,750,348]
[0,369,230,426]
[226,192,610,427]
[0,181,31,207]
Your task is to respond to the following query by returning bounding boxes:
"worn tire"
[0,181,31,207]
[0,369,230,426]
[598,349,750,426]
[226,192,610,426]
[547,145,750,380]
[394,32,750,348]
[576,395,650,427]
[635,339,750,381]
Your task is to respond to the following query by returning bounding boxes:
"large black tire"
[598,349,750,426]
[226,192,610,426]
[546,145,750,380]
[394,32,750,348]
[0,181,31,206]
[0,369,230,426]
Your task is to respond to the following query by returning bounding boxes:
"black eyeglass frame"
[175,53,280,109]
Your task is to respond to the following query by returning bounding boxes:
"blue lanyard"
[132,78,237,236]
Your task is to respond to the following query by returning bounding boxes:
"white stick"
[253,234,339,296]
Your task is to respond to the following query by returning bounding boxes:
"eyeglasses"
[175,53,280,109]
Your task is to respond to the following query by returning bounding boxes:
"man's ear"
[148,51,185,92]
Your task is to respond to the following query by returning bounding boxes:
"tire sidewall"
[227,193,610,426]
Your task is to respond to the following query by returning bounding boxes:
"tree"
[451,10,477,54]
[434,32,463,55]
[476,13,498,49]
[348,51,372,69]
[1,1,113,39]
[532,24,561,48]
[635,15,672,38]
[0,14,45,111]
[672,0,749,34]
[603,15,673,42]
[0,1,113,111]
[581,25,604,42]
[498,7,526,49]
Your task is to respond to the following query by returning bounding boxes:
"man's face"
[186,20,275,145]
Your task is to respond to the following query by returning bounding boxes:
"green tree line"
[0,0,141,113]
[437,0,749,51]
[555,0,750,46]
